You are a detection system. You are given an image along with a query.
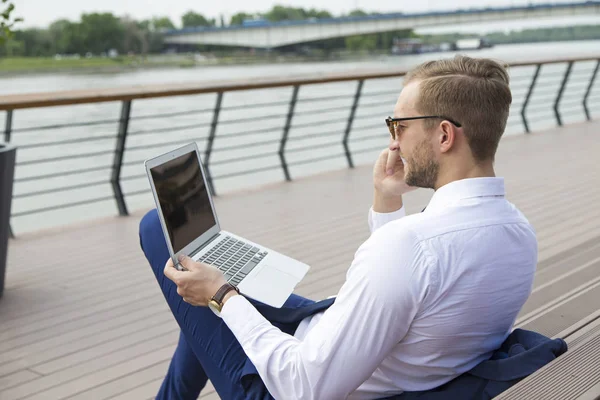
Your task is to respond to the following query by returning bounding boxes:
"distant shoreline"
[0,53,378,77]
[1,38,598,77]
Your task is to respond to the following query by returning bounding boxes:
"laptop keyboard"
[198,235,268,286]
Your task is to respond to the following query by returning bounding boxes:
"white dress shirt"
[222,177,537,400]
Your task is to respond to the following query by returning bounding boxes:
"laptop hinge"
[190,233,221,258]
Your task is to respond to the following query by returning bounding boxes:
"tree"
[264,5,307,21]
[152,16,176,30]
[347,10,368,17]
[307,9,333,19]
[230,12,256,26]
[345,34,378,51]
[1,0,22,44]
[79,13,125,54]
[181,11,215,28]
[12,28,53,56]
[48,19,83,54]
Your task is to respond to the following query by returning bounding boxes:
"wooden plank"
[108,377,164,400]
[534,240,600,284]
[518,281,600,338]
[495,331,600,400]
[0,330,178,400]
[0,273,159,338]
[19,347,174,400]
[0,370,41,392]
[0,309,172,377]
[565,313,600,347]
[200,389,219,400]
[0,293,165,354]
[577,381,600,400]
[65,361,171,400]
[519,257,600,316]
[30,315,175,375]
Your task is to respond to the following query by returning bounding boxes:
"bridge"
[163,1,600,48]
[0,56,599,399]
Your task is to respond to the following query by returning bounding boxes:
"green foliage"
[1,11,179,57]
[263,5,333,21]
[230,12,256,26]
[181,11,215,28]
[80,13,125,54]
[345,34,377,51]
[151,17,176,30]
[230,5,332,25]
[347,10,369,17]
[1,0,22,44]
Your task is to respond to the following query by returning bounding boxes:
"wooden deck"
[1,120,599,400]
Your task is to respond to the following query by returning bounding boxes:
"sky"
[14,0,600,33]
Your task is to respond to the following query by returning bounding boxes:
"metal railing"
[1,56,599,235]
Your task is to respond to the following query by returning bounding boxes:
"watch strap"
[212,283,239,305]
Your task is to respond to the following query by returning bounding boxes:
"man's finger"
[178,255,199,271]
[164,260,183,282]
[386,147,399,175]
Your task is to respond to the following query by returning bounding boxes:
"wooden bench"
[496,237,600,399]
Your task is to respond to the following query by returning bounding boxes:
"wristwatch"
[208,283,240,317]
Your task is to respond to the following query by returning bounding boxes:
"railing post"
[204,92,223,197]
[554,61,574,127]
[343,80,364,168]
[279,85,300,181]
[4,110,14,239]
[521,64,541,134]
[111,100,131,216]
[583,59,600,121]
[4,110,12,143]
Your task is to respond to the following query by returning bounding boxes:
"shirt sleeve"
[221,222,430,400]
[368,205,406,233]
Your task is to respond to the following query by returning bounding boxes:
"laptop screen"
[149,150,217,253]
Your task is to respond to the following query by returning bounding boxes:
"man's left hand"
[164,255,228,306]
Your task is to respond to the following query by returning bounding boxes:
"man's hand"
[373,140,416,212]
[164,255,229,307]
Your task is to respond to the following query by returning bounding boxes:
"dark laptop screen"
[150,151,216,253]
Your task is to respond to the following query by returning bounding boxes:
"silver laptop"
[145,142,310,308]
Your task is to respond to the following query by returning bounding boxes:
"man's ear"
[439,121,456,154]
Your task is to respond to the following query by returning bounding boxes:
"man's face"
[392,81,439,190]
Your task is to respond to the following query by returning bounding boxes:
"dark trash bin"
[0,143,16,299]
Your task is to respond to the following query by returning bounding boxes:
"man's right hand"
[372,141,416,212]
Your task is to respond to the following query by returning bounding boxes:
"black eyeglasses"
[385,116,462,139]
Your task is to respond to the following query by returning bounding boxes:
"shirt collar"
[424,177,505,213]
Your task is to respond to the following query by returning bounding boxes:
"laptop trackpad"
[244,265,297,307]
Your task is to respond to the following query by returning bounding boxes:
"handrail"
[1,56,598,111]
[2,55,599,236]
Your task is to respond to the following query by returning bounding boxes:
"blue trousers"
[139,209,320,400]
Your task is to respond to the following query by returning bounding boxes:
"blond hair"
[405,55,512,161]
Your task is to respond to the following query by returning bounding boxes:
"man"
[139,55,538,399]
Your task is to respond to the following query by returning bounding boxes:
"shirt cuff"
[368,205,406,233]
[221,294,271,340]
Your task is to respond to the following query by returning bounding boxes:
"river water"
[2,40,599,233]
